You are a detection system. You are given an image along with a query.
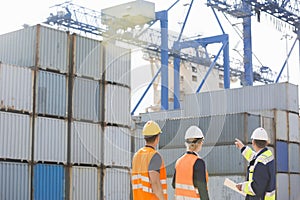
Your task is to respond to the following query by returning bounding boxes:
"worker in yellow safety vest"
[131,120,168,200]
[172,125,210,200]
[235,127,276,200]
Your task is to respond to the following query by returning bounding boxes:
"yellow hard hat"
[142,121,161,136]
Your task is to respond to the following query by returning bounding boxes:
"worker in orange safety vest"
[131,120,168,200]
[172,125,209,200]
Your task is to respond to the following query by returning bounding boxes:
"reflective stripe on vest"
[131,147,168,200]
[175,153,208,199]
[264,190,276,200]
[242,146,256,162]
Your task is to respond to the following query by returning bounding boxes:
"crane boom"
[44,1,276,84]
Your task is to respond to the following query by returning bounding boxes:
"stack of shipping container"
[0,24,132,199]
[134,82,300,199]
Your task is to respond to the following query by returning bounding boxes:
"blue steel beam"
[196,41,228,92]
[275,36,298,82]
[131,67,162,115]
[156,11,169,110]
[173,0,194,109]
[243,2,253,86]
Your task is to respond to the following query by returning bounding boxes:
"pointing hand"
[235,138,244,150]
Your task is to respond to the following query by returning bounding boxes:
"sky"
[1,0,299,113]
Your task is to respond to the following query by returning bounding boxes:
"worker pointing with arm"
[131,120,168,200]
[172,125,209,200]
[235,127,276,200]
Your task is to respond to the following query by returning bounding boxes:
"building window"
[192,66,197,73]
[192,75,197,82]
[180,76,184,81]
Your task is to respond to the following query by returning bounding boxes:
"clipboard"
[224,178,246,196]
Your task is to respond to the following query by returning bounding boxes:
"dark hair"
[254,139,267,148]
[144,134,159,143]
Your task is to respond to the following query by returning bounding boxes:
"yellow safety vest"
[242,147,276,200]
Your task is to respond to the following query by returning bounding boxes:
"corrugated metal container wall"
[105,84,131,126]
[200,145,246,175]
[0,63,33,112]
[71,166,98,200]
[0,112,31,161]
[183,83,299,116]
[276,173,289,200]
[208,176,245,200]
[290,174,300,200]
[71,121,101,165]
[38,25,69,72]
[166,178,174,200]
[159,117,200,148]
[73,77,100,122]
[0,162,30,200]
[212,145,244,173]
[276,141,288,172]
[105,43,131,86]
[140,109,184,122]
[33,164,65,200]
[104,126,131,167]
[0,26,37,67]
[159,148,186,176]
[156,113,260,148]
[275,110,288,141]
[261,115,275,145]
[288,143,300,173]
[133,127,145,152]
[289,112,300,143]
[74,34,102,79]
[0,25,69,72]
[37,71,67,117]
[103,168,131,200]
[34,117,67,163]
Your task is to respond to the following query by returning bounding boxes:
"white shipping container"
[277,173,289,200]
[103,168,131,200]
[289,112,300,142]
[71,121,102,165]
[104,43,131,86]
[34,117,67,163]
[275,110,288,141]
[0,112,31,161]
[74,34,102,79]
[71,166,98,200]
[37,71,67,117]
[0,24,69,72]
[208,176,245,200]
[0,63,33,112]
[288,143,300,173]
[73,77,100,122]
[0,162,30,200]
[104,126,131,167]
[290,174,300,200]
[183,83,299,116]
[105,84,131,126]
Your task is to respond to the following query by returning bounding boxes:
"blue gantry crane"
[44,0,296,114]
[206,0,300,85]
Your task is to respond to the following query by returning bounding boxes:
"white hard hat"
[251,127,269,141]
[185,126,204,140]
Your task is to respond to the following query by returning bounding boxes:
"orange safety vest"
[175,153,208,200]
[131,146,168,200]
